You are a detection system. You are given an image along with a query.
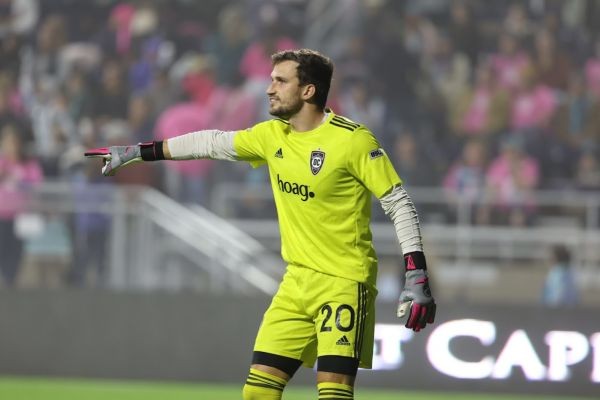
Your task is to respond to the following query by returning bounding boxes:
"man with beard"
[86,49,436,400]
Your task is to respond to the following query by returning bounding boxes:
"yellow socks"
[317,381,354,399]
[242,368,287,400]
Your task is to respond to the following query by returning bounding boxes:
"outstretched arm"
[85,130,238,176]
[380,185,436,332]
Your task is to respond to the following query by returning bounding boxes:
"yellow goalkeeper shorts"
[253,264,376,369]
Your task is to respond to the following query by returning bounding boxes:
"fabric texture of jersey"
[233,111,402,288]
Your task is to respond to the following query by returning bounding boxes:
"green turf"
[0,376,587,400]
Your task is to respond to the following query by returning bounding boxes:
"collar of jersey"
[289,109,335,136]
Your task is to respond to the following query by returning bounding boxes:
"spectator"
[502,2,535,41]
[0,70,26,124]
[574,149,600,192]
[478,135,540,226]
[128,36,161,94]
[178,54,218,106]
[62,66,93,123]
[0,0,39,39]
[336,36,372,86]
[450,61,510,138]
[542,245,579,307]
[443,138,488,224]
[531,28,572,91]
[27,79,77,177]
[92,58,129,122]
[0,122,43,286]
[550,73,598,185]
[69,159,112,287]
[423,34,471,112]
[391,130,437,188]
[447,0,480,69]
[489,32,531,93]
[128,5,168,95]
[94,2,135,57]
[209,73,258,132]
[509,64,558,133]
[203,3,250,87]
[339,78,385,138]
[145,67,178,117]
[0,32,23,78]
[580,94,600,148]
[155,102,215,205]
[19,13,68,93]
[553,72,594,152]
[365,8,419,119]
[127,93,155,143]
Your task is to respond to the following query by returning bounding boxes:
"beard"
[268,96,303,119]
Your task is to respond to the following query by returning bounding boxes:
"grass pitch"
[0,376,588,400]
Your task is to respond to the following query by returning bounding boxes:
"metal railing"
[12,182,282,293]
[9,181,600,297]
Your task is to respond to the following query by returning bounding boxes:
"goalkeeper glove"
[84,141,164,176]
[398,262,436,332]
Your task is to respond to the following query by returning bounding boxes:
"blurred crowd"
[1,0,600,286]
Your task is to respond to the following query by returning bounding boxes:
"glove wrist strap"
[404,251,427,271]
[140,141,165,161]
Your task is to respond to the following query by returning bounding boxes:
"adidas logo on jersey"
[274,148,283,158]
[336,335,351,346]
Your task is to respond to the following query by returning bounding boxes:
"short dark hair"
[271,48,333,110]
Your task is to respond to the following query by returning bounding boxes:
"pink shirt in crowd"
[155,102,214,177]
[155,87,257,177]
[0,157,43,219]
[510,85,556,130]
[490,52,530,92]
[486,154,539,208]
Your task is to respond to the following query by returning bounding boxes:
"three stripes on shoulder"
[329,116,360,132]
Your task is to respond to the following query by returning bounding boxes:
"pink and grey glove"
[84,141,164,176]
[397,252,436,332]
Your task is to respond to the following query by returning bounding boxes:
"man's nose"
[266,82,275,95]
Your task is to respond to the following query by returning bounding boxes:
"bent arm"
[164,130,239,161]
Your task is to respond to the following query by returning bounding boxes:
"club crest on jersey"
[310,150,325,175]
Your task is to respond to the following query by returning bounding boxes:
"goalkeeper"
[86,49,436,400]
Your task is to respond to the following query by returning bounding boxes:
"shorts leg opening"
[317,355,359,377]
[252,351,303,377]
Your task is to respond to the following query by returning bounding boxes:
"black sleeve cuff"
[140,141,165,161]
[404,251,427,271]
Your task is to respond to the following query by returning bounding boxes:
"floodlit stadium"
[0,0,599,399]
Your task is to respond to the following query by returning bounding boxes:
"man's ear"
[301,84,316,101]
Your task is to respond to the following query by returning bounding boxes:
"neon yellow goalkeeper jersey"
[233,111,402,288]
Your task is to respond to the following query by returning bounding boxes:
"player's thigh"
[316,370,355,386]
[312,276,375,369]
[253,268,316,361]
[250,363,293,381]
